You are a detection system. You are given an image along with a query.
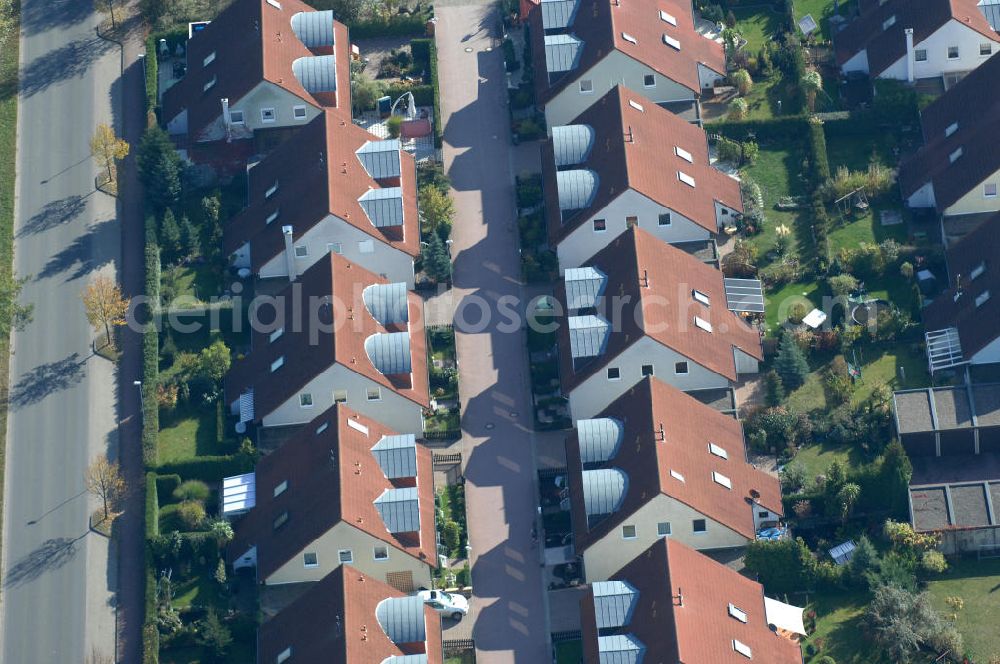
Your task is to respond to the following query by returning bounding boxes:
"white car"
[416,589,469,620]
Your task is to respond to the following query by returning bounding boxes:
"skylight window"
[882,15,896,30]
[678,171,696,187]
[347,418,370,435]
[663,34,681,50]
[945,122,959,137]
[266,0,282,8]
[629,99,645,112]
[976,291,991,308]
[728,603,748,623]
[670,469,685,482]
[203,76,217,92]
[695,316,712,332]
[713,472,732,489]
[622,32,638,44]
[270,356,285,372]
[733,640,752,658]
[709,443,728,459]
[659,10,677,25]
[970,262,986,281]
[692,289,710,306]
[949,147,963,163]
[315,422,329,435]
[203,52,216,67]
[675,146,693,163]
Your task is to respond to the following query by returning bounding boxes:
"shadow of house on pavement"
[38,217,118,282]
[3,533,87,588]
[19,36,116,99]
[9,352,86,409]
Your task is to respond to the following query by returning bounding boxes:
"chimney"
[221,98,232,143]
[654,422,664,441]
[282,225,297,282]
[673,587,684,606]
[904,28,915,83]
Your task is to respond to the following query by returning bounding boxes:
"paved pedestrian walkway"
[435,4,550,662]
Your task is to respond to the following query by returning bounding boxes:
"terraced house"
[543,85,743,270]
[161,0,352,143]
[225,252,429,434]
[527,0,726,128]
[224,404,436,589]
[565,377,782,581]
[836,0,999,83]
[579,538,804,663]
[225,110,420,285]
[556,226,763,418]
[258,565,444,663]
[899,51,1000,241]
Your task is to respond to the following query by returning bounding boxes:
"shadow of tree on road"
[38,218,117,282]
[20,1,96,37]
[19,36,115,99]
[3,535,85,588]
[17,194,91,238]
[10,353,86,409]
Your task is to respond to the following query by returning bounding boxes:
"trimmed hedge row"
[145,471,160,539]
[142,215,160,467]
[410,38,443,148]
[808,118,830,184]
[144,35,158,114]
[143,472,160,664]
[348,15,428,39]
[156,454,250,482]
[706,115,809,141]
[383,83,434,108]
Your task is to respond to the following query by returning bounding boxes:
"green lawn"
[555,639,583,664]
[172,573,226,610]
[160,263,224,306]
[732,6,782,53]
[764,280,825,336]
[927,557,1000,661]
[158,402,232,463]
[791,441,859,479]
[741,141,811,260]
[800,590,885,663]
[793,0,849,42]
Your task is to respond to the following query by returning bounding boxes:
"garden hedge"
[348,15,428,39]
[145,471,160,539]
[382,83,434,108]
[706,115,809,141]
[143,471,160,664]
[142,215,160,468]
[156,454,250,482]
[144,35,158,114]
[808,118,830,185]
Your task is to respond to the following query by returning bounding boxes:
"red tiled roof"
[530,0,725,104]
[258,565,444,664]
[161,0,352,139]
[223,110,419,267]
[225,253,429,417]
[580,538,802,664]
[566,377,782,550]
[544,85,742,245]
[557,226,763,390]
[898,53,1000,212]
[228,404,436,577]
[922,216,1000,359]
[835,0,998,75]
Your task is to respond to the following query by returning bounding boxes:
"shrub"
[765,370,785,407]
[731,69,753,96]
[741,177,764,210]
[442,520,461,556]
[158,456,247,483]
[744,538,817,593]
[386,115,403,139]
[173,480,210,502]
[774,332,810,389]
[728,97,748,121]
[780,462,805,492]
[788,303,807,325]
[456,562,471,587]
[921,550,948,574]
[196,608,232,660]
[828,273,859,297]
[177,500,207,529]
[155,474,181,503]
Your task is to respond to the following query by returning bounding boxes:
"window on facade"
[625,216,638,228]
[333,389,348,404]
[303,552,318,567]
[299,393,313,407]
[338,549,353,564]
[982,42,993,56]
[293,105,308,119]
[914,48,927,62]
[358,239,375,254]
[374,545,389,561]
[328,242,343,254]
[294,245,308,258]
[641,364,654,377]
[607,367,621,380]
[643,74,655,87]
[273,511,289,530]
[593,218,607,232]
[692,518,707,533]
[229,110,245,124]
[274,480,288,497]
[948,46,959,59]
[366,387,382,401]
[579,79,594,93]
[675,361,689,375]
[658,212,672,226]
[657,521,672,537]
[621,524,637,539]
[985,183,998,198]
[261,107,277,122]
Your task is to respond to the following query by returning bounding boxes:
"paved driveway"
[436,4,550,663]
[1,2,120,661]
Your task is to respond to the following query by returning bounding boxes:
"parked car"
[416,589,469,620]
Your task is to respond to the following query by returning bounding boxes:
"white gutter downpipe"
[221,97,232,143]
[904,28,915,83]
[282,225,297,282]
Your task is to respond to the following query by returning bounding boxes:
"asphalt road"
[1,1,119,661]
[437,4,551,662]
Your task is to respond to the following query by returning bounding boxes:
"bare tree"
[86,456,126,522]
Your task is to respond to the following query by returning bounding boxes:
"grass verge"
[0,19,19,586]
[927,557,1000,660]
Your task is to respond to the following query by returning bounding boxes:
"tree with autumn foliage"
[90,123,129,193]
[81,276,130,348]
[86,456,126,521]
